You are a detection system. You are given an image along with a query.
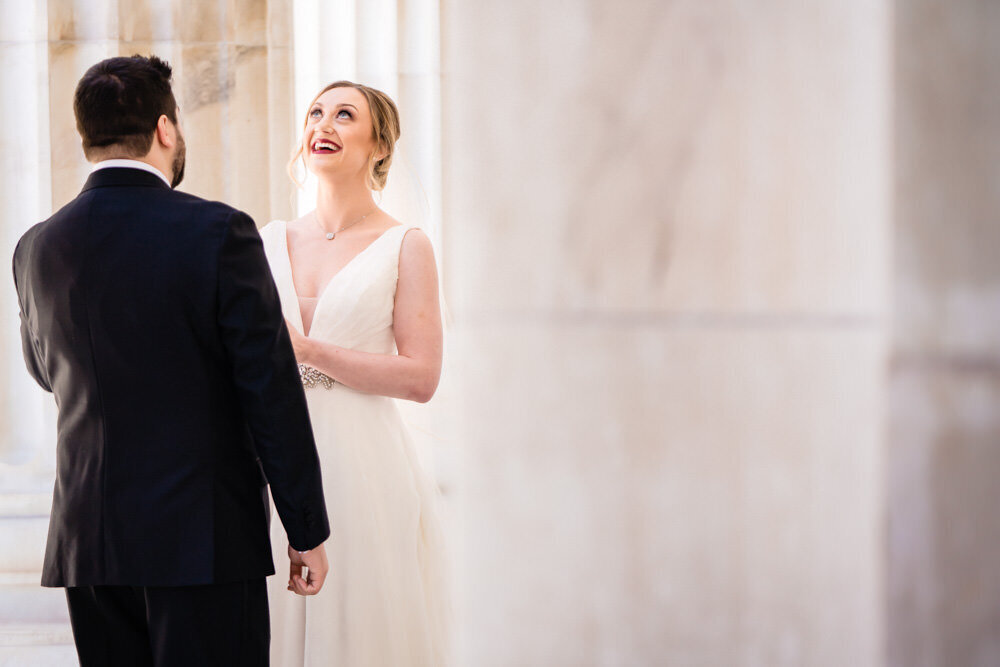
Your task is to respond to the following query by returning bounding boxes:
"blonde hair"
[287,81,401,191]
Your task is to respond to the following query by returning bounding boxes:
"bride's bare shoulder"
[370,209,405,234]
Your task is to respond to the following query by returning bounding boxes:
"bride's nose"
[316,115,335,133]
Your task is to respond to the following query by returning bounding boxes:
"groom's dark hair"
[74,54,179,161]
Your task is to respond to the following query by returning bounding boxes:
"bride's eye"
[337,109,353,119]
[309,107,322,119]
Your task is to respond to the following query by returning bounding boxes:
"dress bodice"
[260,220,415,355]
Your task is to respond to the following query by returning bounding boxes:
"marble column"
[0,0,58,487]
[442,2,890,665]
[889,1,1000,665]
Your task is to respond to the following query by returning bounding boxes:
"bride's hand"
[284,318,311,363]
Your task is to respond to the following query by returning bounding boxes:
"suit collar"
[92,158,171,185]
[81,167,173,193]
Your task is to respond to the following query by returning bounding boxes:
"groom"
[12,55,329,665]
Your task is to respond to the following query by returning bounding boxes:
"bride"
[259,81,449,666]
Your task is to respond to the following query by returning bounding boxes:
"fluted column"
[291,0,454,488]
[0,0,58,486]
[45,0,295,223]
[290,0,442,245]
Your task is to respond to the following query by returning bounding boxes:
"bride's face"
[302,87,379,182]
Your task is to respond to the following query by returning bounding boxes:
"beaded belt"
[298,364,335,389]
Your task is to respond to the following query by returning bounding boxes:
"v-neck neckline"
[282,220,401,337]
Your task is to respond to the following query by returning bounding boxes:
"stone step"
[0,643,78,667]
[0,623,73,647]
[0,522,48,575]
[0,623,76,667]
[0,576,68,624]
[0,494,51,516]
[0,494,51,574]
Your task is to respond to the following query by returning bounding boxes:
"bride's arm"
[289,228,443,402]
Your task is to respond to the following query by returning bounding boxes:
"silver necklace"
[314,208,376,240]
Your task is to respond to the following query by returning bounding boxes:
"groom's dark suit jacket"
[12,167,330,588]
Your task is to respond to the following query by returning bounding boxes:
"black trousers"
[65,579,269,666]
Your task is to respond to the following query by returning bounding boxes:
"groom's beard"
[170,132,186,188]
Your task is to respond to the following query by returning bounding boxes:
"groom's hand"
[287,543,329,596]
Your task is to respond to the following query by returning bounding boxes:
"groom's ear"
[154,114,176,150]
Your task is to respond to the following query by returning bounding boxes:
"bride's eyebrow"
[310,102,358,112]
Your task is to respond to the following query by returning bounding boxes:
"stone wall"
[442,2,890,664]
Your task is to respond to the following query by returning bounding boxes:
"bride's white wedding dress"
[259,220,449,666]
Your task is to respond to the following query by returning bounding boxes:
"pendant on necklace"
[326,232,335,240]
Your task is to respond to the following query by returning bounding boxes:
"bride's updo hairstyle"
[289,81,401,192]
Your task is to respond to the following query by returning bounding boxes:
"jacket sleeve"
[216,210,330,551]
[12,240,52,393]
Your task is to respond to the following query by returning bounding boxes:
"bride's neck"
[315,177,376,230]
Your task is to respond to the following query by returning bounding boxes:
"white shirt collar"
[91,159,171,187]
